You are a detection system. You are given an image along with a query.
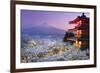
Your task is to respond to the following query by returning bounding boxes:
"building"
[63,13,89,49]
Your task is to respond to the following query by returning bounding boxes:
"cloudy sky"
[21,10,89,31]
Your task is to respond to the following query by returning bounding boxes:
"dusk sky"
[21,10,89,31]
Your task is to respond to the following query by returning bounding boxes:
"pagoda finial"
[81,13,86,18]
[82,13,85,16]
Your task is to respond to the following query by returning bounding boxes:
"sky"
[21,10,90,31]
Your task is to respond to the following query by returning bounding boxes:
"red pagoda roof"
[69,13,89,24]
[69,16,81,24]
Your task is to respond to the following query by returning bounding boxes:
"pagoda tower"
[63,13,89,49]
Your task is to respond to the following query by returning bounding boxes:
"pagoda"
[63,13,89,50]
